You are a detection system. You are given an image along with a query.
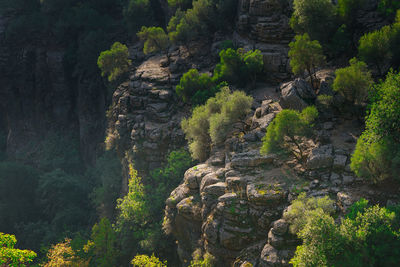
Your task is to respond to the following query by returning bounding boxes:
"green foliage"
[89,151,123,219]
[283,193,335,234]
[290,0,337,44]
[337,0,365,25]
[189,251,215,267]
[167,0,237,46]
[260,106,318,162]
[175,69,214,104]
[288,34,325,89]
[0,233,37,267]
[351,71,400,182]
[168,0,193,10]
[333,58,373,105]
[358,25,393,75]
[88,218,119,267]
[137,26,170,55]
[131,254,167,266]
[115,150,193,263]
[97,42,131,82]
[378,0,400,19]
[289,198,400,267]
[213,48,264,87]
[182,87,253,160]
[43,238,88,267]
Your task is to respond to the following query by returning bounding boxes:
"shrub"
[283,192,335,234]
[213,48,264,87]
[175,69,214,104]
[168,0,193,10]
[97,42,131,82]
[131,254,167,266]
[0,233,37,266]
[351,71,400,182]
[137,26,170,60]
[358,25,392,75]
[288,34,325,89]
[333,58,373,105]
[43,238,88,267]
[289,198,400,267]
[290,0,337,44]
[378,0,400,20]
[260,106,318,162]
[182,87,253,160]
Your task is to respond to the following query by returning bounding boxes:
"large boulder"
[280,78,316,111]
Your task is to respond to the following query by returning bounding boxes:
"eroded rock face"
[279,78,316,111]
[236,0,294,82]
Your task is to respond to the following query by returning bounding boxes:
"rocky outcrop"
[279,78,316,111]
[236,0,294,82]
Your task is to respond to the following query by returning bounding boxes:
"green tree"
[131,254,167,266]
[290,0,337,44]
[333,58,373,105]
[378,0,400,20]
[358,25,393,75]
[260,106,318,162]
[137,26,171,62]
[288,34,325,89]
[182,87,253,160]
[87,218,119,267]
[168,0,192,10]
[243,49,264,87]
[175,69,214,103]
[0,233,37,267]
[351,71,400,182]
[97,42,131,82]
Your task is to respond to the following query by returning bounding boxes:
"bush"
[131,254,167,266]
[137,26,170,58]
[290,0,337,44]
[288,34,325,89]
[175,69,214,104]
[289,198,400,267]
[333,58,373,105]
[182,87,253,160]
[213,48,264,87]
[260,106,318,162]
[43,238,88,267]
[97,42,131,82]
[0,233,37,266]
[283,192,335,234]
[378,0,400,20]
[350,71,400,182]
[358,25,392,75]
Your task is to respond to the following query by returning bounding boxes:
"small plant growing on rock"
[260,106,318,163]
[137,26,171,63]
[182,86,253,161]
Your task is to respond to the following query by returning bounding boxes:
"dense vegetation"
[285,194,400,266]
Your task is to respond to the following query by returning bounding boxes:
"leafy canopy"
[0,233,37,267]
[333,58,373,105]
[351,71,400,182]
[97,42,131,82]
[137,26,170,55]
[182,87,253,160]
[261,106,318,161]
[288,34,325,88]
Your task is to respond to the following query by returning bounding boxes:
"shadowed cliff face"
[0,13,107,165]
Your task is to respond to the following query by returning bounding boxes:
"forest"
[0,0,400,266]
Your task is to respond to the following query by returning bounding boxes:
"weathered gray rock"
[306,145,334,170]
[280,78,316,111]
[333,154,347,170]
[231,150,276,168]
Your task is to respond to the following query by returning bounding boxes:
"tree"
[243,49,264,87]
[290,0,337,44]
[351,71,400,182]
[131,254,167,266]
[182,87,253,160]
[97,42,131,82]
[0,233,37,267]
[333,58,373,105]
[167,0,192,10]
[288,34,325,89]
[175,69,214,104]
[137,26,171,62]
[261,106,318,162]
[43,238,88,267]
[358,25,393,75]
